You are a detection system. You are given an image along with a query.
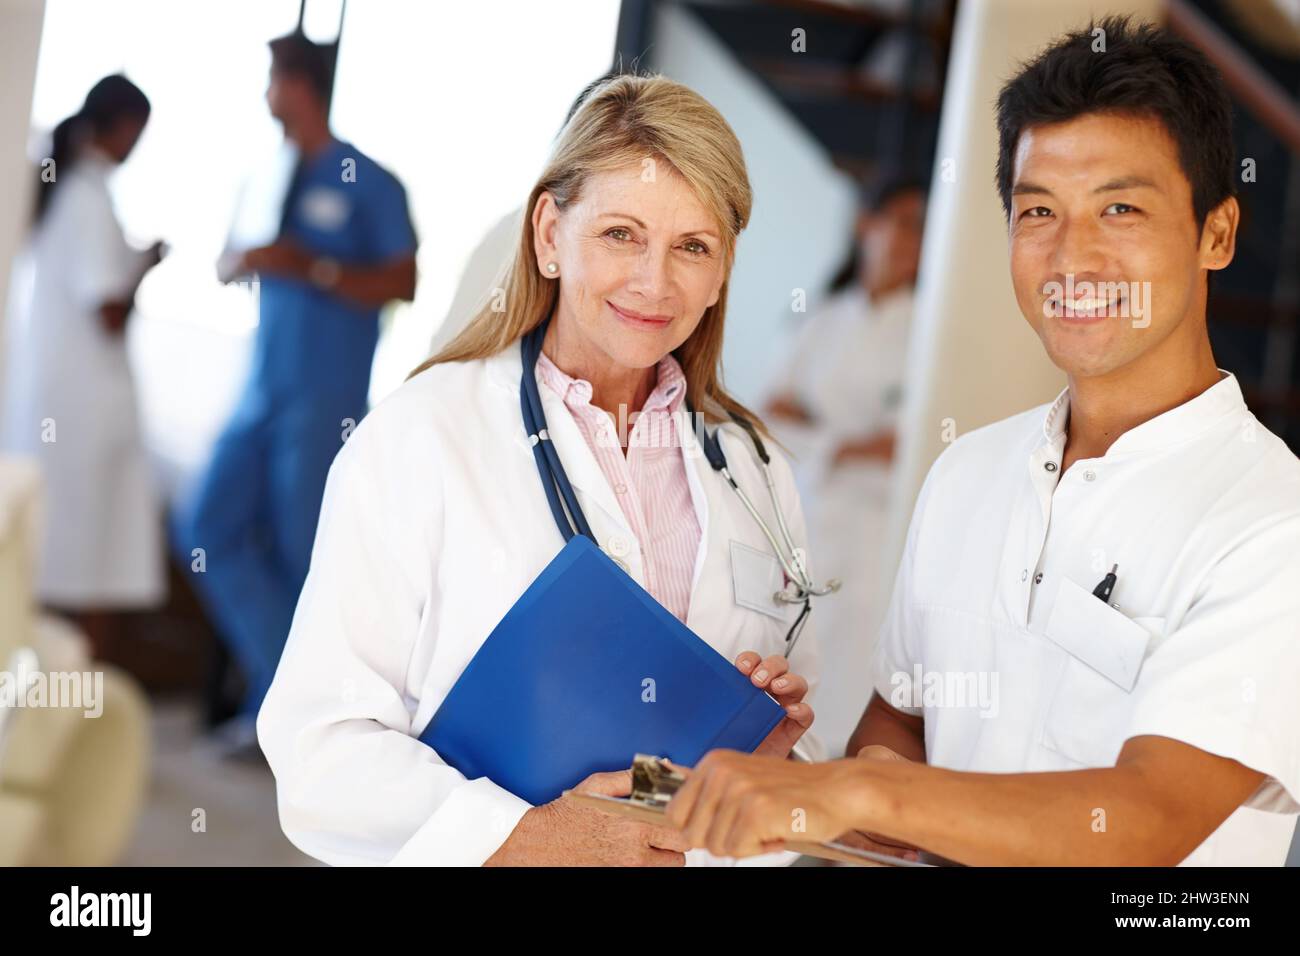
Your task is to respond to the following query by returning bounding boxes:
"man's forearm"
[263,251,416,309]
[329,258,416,309]
[845,759,1200,866]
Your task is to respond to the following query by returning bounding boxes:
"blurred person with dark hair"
[763,175,926,755]
[1,74,166,656]
[174,33,417,751]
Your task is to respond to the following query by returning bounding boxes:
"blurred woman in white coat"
[2,75,166,656]
[258,74,831,866]
[765,177,926,756]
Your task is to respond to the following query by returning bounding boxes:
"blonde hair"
[410,73,765,433]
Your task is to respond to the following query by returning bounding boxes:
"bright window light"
[26,0,620,496]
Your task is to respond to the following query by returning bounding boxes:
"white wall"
[0,0,46,383]
[330,0,623,401]
[649,1,857,407]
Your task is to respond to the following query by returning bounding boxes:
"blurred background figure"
[1,74,167,659]
[764,176,926,756]
[172,32,417,755]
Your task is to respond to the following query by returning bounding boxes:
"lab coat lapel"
[685,424,735,639]
[681,425,712,600]
[487,339,631,538]
[536,384,631,538]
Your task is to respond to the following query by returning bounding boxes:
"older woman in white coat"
[257,74,829,866]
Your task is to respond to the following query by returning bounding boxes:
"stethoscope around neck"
[518,314,840,651]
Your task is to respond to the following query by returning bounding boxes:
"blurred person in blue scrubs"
[175,33,417,750]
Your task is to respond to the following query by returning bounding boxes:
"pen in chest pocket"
[1092,563,1119,608]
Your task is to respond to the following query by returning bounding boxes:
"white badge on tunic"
[299,187,351,232]
[1044,577,1152,691]
[730,540,787,620]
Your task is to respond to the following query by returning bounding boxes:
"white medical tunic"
[1,148,163,608]
[871,372,1300,865]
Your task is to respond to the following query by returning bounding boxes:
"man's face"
[265,67,310,125]
[1007,112,1225,380]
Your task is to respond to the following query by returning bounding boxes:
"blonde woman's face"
[533,163,728,371]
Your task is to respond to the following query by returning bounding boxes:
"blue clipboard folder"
[419,534,784,806]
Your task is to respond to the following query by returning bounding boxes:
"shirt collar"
[1041,387,1071,444]
[536,350,688,415]
[1038,370,1246,456]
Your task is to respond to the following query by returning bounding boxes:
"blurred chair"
[0,456,150,865]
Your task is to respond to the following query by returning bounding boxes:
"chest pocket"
[730,540,787,620]
[725,539,802,660]
[298,186,352,233]
[1039,576,1164,766]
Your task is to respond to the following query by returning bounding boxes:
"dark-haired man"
[177,33,418,744]
[666,16,1299,865]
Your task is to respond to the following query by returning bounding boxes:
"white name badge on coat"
[730,540,786,620]
[1044,576,1152,691]
[299,187,351,232]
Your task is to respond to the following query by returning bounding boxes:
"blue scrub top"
[251,139,416,400]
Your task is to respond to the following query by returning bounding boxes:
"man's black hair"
[269,32,334,103]
[995,15,1235,228]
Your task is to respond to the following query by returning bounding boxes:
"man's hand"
[242,240,312,279]
[733,651,813,758]
[665,750,865,858]
[484,770,689,866]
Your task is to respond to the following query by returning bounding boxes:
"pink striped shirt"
[536,351,701,622]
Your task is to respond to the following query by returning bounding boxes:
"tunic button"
[1034,572,1043,584]
[1084,469,1096,481]
[608,535,630,557]
[1021,569,1029,582]
[1044,461,1058,472]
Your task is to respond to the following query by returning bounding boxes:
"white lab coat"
[257,340,824,866]
[767,285,913,756]
[0,148,163,608]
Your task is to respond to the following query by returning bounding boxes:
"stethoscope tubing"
[519,315,837,652]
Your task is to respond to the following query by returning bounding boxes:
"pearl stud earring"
[545,262,558,275]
